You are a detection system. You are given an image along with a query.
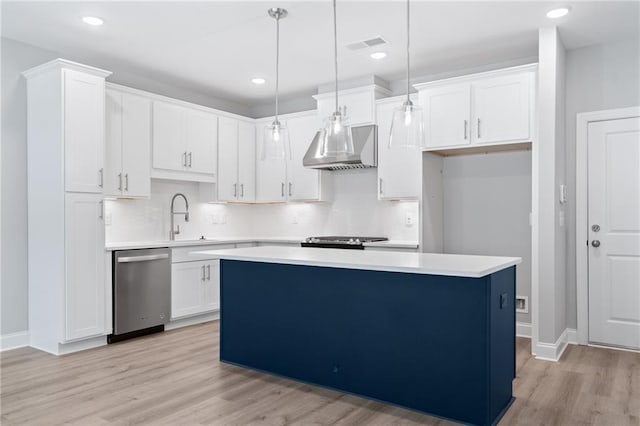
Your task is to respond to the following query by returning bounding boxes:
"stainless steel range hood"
[303,124,377,170]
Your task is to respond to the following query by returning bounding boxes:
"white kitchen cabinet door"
[217,117,239,201]
[171,261,207,319]
[201,260,220,312]
[186,110,217,175]
[64,69,105,193]
[287,114,321,201]
[105,89,123,196]
[238,121,256,202]
[255,127,287,202]
[121,93,151,197]
[422,83,471,149]
[152,101,186,172]
[64,193,106,341]
[376,99,421,200]
[472,73,532,144]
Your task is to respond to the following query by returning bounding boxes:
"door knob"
[591,240,601,248]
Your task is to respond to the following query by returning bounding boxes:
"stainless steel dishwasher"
[109,248,171,343]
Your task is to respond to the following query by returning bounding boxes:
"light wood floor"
[1,321,638,425]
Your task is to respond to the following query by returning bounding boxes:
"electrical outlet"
[220,214,227,224]
[404,212,414,227]
[292,215,299,224]
[516,296,529,314]
[104,212,112,226]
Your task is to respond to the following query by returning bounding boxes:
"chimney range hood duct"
[303,124,378,170]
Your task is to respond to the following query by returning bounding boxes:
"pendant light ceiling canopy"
[261,7,291,161]
[389,0,425,150]
[321,0,354,158]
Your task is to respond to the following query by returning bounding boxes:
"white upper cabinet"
[416,65,536,152]
[217,117,239,201]
[376,96,422,200]
[238,121,256,202]
[314,85,391,127]
[217,117,255,202]
[287,113,323,201]
[472,73,533,144]
[422,83,471,149]
[152,101,186,172]
[64,69,105,193]
[152,101,218,181]
[186,109,218,175]
[105,88,151,198]
[255,125,287,202]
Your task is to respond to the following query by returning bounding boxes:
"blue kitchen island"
[192,246,521,426]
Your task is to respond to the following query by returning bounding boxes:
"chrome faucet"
[170,193,189,240]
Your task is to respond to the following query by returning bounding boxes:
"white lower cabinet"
[64,193,107,340]
[171,260,220,319]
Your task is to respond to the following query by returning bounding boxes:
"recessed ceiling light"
[82,16,104,26]
[546,7,570,19]
[370,51,387,60]
[251,78,266,85]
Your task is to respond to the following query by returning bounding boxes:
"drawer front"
[171,244,236,263]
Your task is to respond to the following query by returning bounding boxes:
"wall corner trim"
[0,330,30,351]
[534,328,579,362]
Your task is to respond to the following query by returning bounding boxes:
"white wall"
[442,151,532,324]
[106,170,419,244]
[564,38,640,329]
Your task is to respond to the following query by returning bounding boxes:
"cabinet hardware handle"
[98,168,104,188]
[289,182,292,197]
[240,183,244,198]
[281,183,285,197]
[464,120,468,140]
[118,173,122,191]
[477,118,481,138]
[201,265,206,281]
[233,183,237,198]
[183,152,187,167]
[98,200,104,219]
[188,152,192,168]
[124,173,129,191]
[379,178,383,195]
[207,264,211,280]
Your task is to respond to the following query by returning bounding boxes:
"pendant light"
[321,0,354,157]
[261,8,290,161]
[389,0,424,149]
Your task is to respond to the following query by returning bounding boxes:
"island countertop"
[191,246,521,278]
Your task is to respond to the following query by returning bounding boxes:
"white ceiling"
[3,1,639,106]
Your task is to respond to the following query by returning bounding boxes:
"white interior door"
[588,117,640,349]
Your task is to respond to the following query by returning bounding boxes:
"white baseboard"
[516,322,532,338]
[535,328,573,362]
[165,311,219,331]
[567,328,578,345]
[0,330,30,351]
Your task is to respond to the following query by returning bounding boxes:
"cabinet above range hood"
[303,124,378,170]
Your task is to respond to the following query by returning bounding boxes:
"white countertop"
[191,246,520,278]
[105,238,418,251]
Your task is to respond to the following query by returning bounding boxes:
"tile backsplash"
[105,169,419,243]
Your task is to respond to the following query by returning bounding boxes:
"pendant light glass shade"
[261,7,291,161]
[322,111,353,157]
[321,0,354,157]
[389,101,424,149]
[389,0,425,149]
[262,120,291,161]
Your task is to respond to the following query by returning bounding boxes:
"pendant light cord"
[406,0,411,104]
[275,13,280,121]
[333,0,339,114]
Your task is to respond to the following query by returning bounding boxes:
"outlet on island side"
[404,212,414,227]
[516,296,529,314]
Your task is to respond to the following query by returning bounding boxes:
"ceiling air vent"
[345,36,388,51]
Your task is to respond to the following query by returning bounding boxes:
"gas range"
[301,236,388,250]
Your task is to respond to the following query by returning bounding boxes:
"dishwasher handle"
[117,253,170,263]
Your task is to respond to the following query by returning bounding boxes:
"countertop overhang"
[191,246,521,278]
